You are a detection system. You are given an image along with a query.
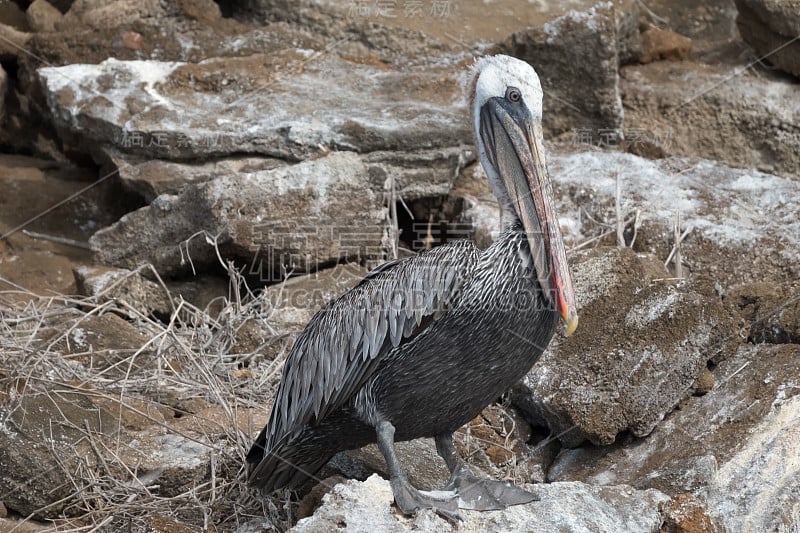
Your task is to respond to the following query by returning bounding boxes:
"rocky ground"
[0,0,798,532]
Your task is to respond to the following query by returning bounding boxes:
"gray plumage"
[246,225,558,491]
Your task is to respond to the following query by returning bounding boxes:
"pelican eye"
[506,87,522,103]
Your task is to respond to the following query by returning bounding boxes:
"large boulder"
[0,392,122,518]
[89,152,387,278]
[90,146,474,279]
[513,247,734,447]
[549,344,800,532]
[621,61,800,178]
[100,150,285,202]
[288,474,669,533]
[497,2,633,138]
[103,147,469,204]
[734,0,800,78]
[26,0,63,32]
[37,54,471,160]
[460,149,800,288]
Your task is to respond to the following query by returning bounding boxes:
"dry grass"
[0,259,297,532]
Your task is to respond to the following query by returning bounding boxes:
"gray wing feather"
[258,239,479,458]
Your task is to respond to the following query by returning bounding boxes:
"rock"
[693,367,715,396]
[0,392,122,518]
[57,0,186,30]
[0,2,28,31]
[37,54,470,160]
[460,149,800,289]
[24,4,320,69]
[297,475,348,519]
[0,22,31,61]
[289,474,669,533]
[457,148,800,450]
[262,263,369,335]
[0,155,129,293]
[548,344,800,532]
[513,247,733,447]
[45,312,156,371]
[735,0,800,78]
[497,2,633,138]
[104,146,468,204]
[362,148,472,202]
[123,430,212,499]
[660,493,715,533]
[0,386,239,521]
[26,0,63,33]
[73,265,173,318]
[102,150,285,202]
[329,440,450,492]
[89,152,387,278]
[638,27,692,63]
[621,61,800,178]
[0,64,6,123]
[229,317,277,358]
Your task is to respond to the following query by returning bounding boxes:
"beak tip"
[563,313,578,337]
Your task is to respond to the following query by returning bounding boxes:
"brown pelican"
[246,55,578,520]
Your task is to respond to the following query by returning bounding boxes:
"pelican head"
[469,55,578,336]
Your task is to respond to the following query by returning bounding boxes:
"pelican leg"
[376,421,462,522]
[434,433,538,511]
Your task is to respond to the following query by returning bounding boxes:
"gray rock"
[497,2,633,138]
[37,54,470,160]
[637,26,693,63]
[102,149,286,202]
[288,474,669,533]
[0,386,222,521]
[89,152,387,278]
[735,0,800,78]
[26,0,62,32]
[548,344,800,533]
[621,61,800,178]
[73,264,173,317]
[361,148,473,202]
[513,247,733,447]
[0,517,53,532]
[104,146,469,204]
[460,149,800,288]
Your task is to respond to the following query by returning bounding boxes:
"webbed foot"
[447,467,538,511]
[389,476,463,522]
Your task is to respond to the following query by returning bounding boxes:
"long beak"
[480,100,578,336]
